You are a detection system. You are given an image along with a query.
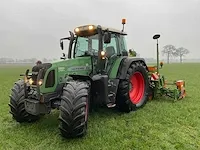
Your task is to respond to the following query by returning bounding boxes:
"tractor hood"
[39,56,93,94]
[52,57,92,75]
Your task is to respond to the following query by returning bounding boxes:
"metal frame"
[149,34,186,101]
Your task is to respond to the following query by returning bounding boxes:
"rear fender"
[117,57,148,79]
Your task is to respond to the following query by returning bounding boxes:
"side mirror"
[104,32,111,44]
[60,40,64,50]
[60,53,66,60]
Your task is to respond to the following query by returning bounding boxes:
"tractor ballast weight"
[147,34,186,101]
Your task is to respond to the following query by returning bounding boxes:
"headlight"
[75,27,80,32]
[101,51,106,59]
[29,78,34,84]
[88,25,94,30]
[38,80,43,86]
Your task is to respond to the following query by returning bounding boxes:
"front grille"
[31,73,38,85]
[31,63,52,85]
[45,70,55,88]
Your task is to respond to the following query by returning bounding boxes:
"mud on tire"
[9,80,40,123]
[59,81,89,138]
[116,61,149,112]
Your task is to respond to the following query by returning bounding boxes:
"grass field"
[0,63,200,150]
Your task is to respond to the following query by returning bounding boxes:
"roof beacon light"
[121,18,126,32]
[122,19,126,24]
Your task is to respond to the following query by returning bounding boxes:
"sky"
[0,0,200,60]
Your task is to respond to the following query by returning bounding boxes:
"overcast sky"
[0,0,199,60]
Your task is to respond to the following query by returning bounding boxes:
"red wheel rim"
[129,72,145,104]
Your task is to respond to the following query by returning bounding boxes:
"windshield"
[74,34,99,57]
[120,35,128,51]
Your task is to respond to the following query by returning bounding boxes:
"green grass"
[0,63,200,150]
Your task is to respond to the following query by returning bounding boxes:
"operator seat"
[105,46,115,58]
[105,46,116,73]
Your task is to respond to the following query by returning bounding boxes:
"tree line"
[0,46,190,64]
[162,45,189,63]
[0,58,58,64]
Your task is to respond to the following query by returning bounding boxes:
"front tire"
[9,80,40,122]
[59,81,89,138]
[116,61,149,112]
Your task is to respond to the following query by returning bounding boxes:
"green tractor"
[9,19,185,138]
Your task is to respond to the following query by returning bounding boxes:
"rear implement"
[148,34,186,101]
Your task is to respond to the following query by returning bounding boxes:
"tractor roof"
[74,24,127,36]
[99,25,127,35]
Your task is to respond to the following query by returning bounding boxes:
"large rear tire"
[116,61,149,112]
[9,80,40,123]
[59,81,89,138]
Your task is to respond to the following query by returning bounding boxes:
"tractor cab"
[60,23,129,75]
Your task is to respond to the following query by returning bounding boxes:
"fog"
[0,0,200,60]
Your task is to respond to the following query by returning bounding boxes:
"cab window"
[103,34,118,58]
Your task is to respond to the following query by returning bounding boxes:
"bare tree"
[175,47,189,63]
[162,45,176,64]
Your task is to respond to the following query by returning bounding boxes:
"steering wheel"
[86,49,98,56]
[109,53,117,60]
[90,49,98,53]
[75,49,86,56]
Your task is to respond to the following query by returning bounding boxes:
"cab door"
[103,33,120,75]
